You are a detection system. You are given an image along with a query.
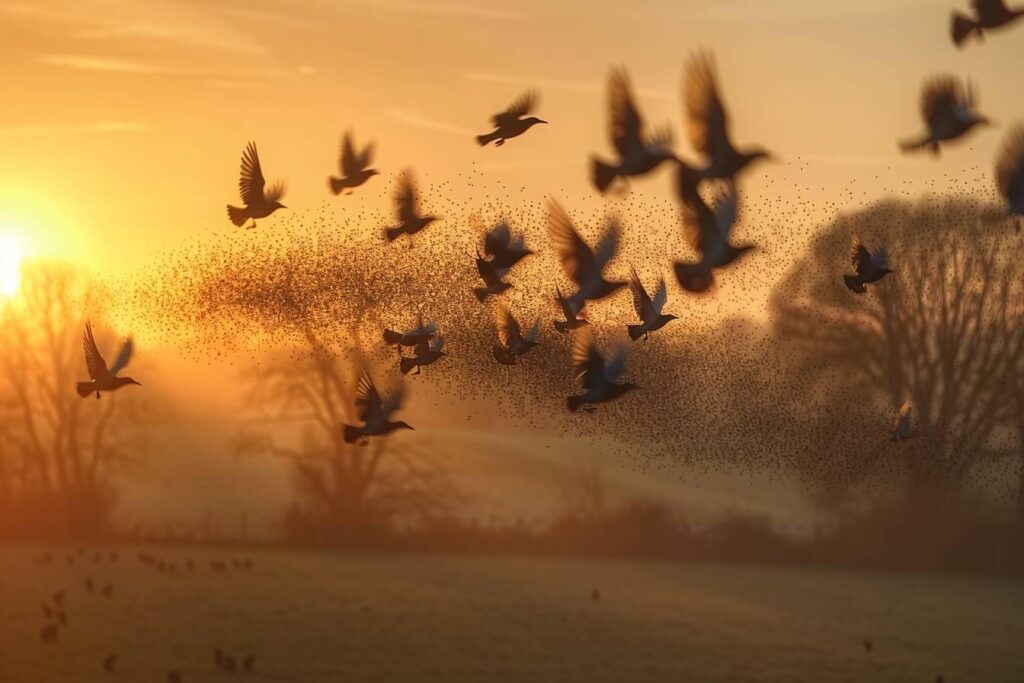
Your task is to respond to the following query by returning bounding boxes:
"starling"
[328,131,378,195]
[342,369,414,443]
[900,76,991,155]
[477,90,547,147]
[226,142,285,229]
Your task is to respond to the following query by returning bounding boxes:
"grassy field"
[2,544,1023,682]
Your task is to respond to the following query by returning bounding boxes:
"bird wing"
[974,0,1010,16]
[484,221,512,257]
[524,320,541,343]
[476,255,505,287]
[108,337,134,376]
[495,303,521,347]
[850,236,873,274]
[651,277,668,314]
[711,182,739,239]
[609,67,645,156]
[494,90,536,125]
[571,328,606,391]
[995,125,1024,201]
[395,172,418,223]
[82,322,109,381]
[629,267,654,320]
[547,200,596,285]
[238,142,266,206]
[339,132,357,176]
[429,335,445,353]
[381,382,406,416]
[920,76,964,126]
[354,370,383,421]
[680,189,722,255]
[684,51,733,162]
[593,218,620,270]
[555,286,578,320]
[604,342,629,383]
[358,140,376,169]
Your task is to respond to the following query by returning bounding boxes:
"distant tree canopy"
[770,198,1024,502]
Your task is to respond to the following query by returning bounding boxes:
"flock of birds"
[79,3,1024,449]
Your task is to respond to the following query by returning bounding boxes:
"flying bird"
[951,0,1024,46]
[567,328,639,412]
[627,267,677,341]
[995,124,1024,226]
[900,76,991,155]
[342,370,414,444]
[226,142,285,229]
[553,286,589,334]
[492,303,539,365]
[547,199,626,313]
[383,312,439,348]
[591,66,676,193]
[891,400,912,441]
[844,236,893,294]
[328,131,378,195]
[684,51,772,181]
[384,171,439,243]
[473,251,512,303]
[477,90,547,147]
[76,322,141,399]
[400,336,446,375]
[673,177,753,294]
[483,221,533,270]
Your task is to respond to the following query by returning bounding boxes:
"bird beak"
[537,119,548,124]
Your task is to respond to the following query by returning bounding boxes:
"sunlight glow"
[0,233,26,297]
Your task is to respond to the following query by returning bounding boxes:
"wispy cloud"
[385,108,475,137]
[465,72,673,101]
[0,121,152,138]
[380,1,522,21]
[37,53,185,74]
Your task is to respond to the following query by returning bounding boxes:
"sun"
[0,233,26,297]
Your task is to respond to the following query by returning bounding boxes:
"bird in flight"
[995,124,1024,228]
[400,336,447,375]
[553,286,589,334]
[492,303,539,365]
[567,328,639,412]
[844,236,893,294]
[383,311,439,348]
[951,0,1024,47]
[342,369,414,444]
[477,90,547,147]
[328,131,378,195]
[483,221,533,270]
[473,250,512,303]
[673,177,753,294]
[900,76,992,155]
[684,51,772,182]
[384,171,439,243]
[76,322,141,399]
[547,199,625,313]
[891,400,912,441]
[226,142,286,229]
[591,66,676,193]
[627,267,677,341]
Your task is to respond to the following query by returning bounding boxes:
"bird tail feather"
[76,382,95,398]
[226,205,248,227]
[384,225,405,242]
[476,132,500,147]
[627,324,646,341]
[566,395,586,413]
[673,262,713,294]
[951,13,978,47]
[591,157,618,193]
[898,135,935,154]
[473,287,491,304]
[843,275,866,294]
[328,176,345,195]
[400,357,418,375]
[342,425,363,444]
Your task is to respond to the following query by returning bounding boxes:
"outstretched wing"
[609,66,644,156]
[571,327,607,392]
[629,267,653,320]
[555,286,578,320]
[592,218,620,270]
[495,303,522,348]
[684,51,733,162]
[921,75,968,125]
[339,132,357,176]
[109,338,134,376]
[547,200,596,286]
[239,142,267,206]
[604,342,629,383]
[354,370,383,422]
[82,322,108,381]
[484,221,512,257]
[850,235,873,274]
[395,172,418,223]
[494,90,537,126]
[996,125,1024,201]
[651,277,667,314]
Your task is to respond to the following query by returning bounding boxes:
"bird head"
[970,114,995,129]
[116,377,142,388]
[662,314,679,323]
[525,117,547,127]
[391,421,415,433]
[272,201,287,210]
[745,147,775,165]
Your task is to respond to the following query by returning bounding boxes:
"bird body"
[473,252,512,303]
[226,142,285,229]
[547,200,625,312]
[673,177,753,293]
[384,171,439,242]
[483,221,533,270]
[592,67,676,192]
[76,323,141,399]
[567,328,638,412]
[844,236,893,294]
[900,76,990,155]
[342,370,414,443]
[553,286,589,334]
[492,304,539,365]
[329,131,378,194]
[400,336,446,375]
[477,90,546,147]
[627,267,677,340]
[951,0,1024,46]
[996,125,1024,224]
[383,314,438,348]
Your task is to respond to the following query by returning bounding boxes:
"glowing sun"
[0,233,25,297]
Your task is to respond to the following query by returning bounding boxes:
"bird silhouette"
[996,124,1024,227]
[477,90,547,147]
[553,286,589,334]
[384,171,439,243]
[492,303,539,365]
[547,199,625,313]
[844,236,893,294]
[591,66,676,193]
[400,336,446,375]
[684,51,772,181]
[673,177,753,294]
[473,250,512,303]
[76,322,141,399]
[483,221,533,270]
[384,311,439,347]
[627,267,677,341]
[951,0,1024,46]
[567,328,639,412]
[891,401,912,441]
[342,369,414,443]
[328,131,378,195]
[900,76,991,155]
[226,142,285,229]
